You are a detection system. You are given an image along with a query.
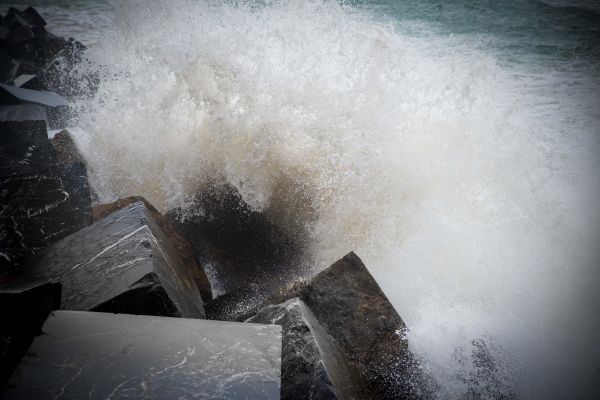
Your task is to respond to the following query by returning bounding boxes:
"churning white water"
[64,0,600,398]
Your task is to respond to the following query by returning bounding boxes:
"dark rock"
[298,252,431,399]
[205,285,268,322]
[248,298,361,400]
[50,129,84,166]
[0,121,92,269]
[3,310,281,399]
[0,53,18,84]
[0,281,60,386]
[0,104,46,123]
[20,7,46,29]
[0,120,54,176]
[92,196,213,302]
[167,183,308,297]
[0,167,92,269]
[6,202,205,318]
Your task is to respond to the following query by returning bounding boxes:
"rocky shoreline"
[0,7,431,399]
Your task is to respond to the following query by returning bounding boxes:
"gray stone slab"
[11,202,205,318]
[4,310,281,399]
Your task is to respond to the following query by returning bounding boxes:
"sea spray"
[68,0,600,398]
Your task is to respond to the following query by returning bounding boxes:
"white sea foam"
[70,0,600,398]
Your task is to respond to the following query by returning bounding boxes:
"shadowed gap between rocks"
[167,182,312,312]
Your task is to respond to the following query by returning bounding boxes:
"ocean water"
[4,0,600,398]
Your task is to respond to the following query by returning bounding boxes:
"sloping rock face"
[0,281,60,386]
[6,202,205,318]
[242,252,432,399]
[92,196,213,301]
[248,298,361,400]
[300,252,430,399]
[0,121,92,270]
[3,311,281,399]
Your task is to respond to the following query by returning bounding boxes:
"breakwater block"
[9,202,206,318]
[92,196,213,302]
[3,310,282,399]
[0,121,92,270]
[0,281,60,385]
[243,252,433,399]
[248,298,361,400]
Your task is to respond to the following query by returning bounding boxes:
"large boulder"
[0,280,60,386]
[298,252,430,399]
[3,310,281,399]
[92,196,213,302]
[244,252,432,399]
[248,298,361,400]
[4,201,205,318]
[0,121,92,270]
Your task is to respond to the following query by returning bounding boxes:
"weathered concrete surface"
[4,311,281,400]
[92,196,213,302]
[8,202,205,318]
[249,298,361,400]
[0,281,60,386]
[0,121,91,270]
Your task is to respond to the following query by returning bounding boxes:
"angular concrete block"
[248,298,360,400]
[0,121,92,269]
[13,202,205,318]
[4,311,281,399]
[0,120,54,176]
[299,252,432,399]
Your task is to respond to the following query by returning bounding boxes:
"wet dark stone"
[0,53,18,84]
[0,281,60,386]
[3,310,281,399]
[0,120,54,176]
[20,7,46,29]
[298,252,432,399]
[248,298,361,400]
[0,104,46,122]
[205,285,268,322]
[0,121,92,270]
[92,196,213,302]
[6,202,205,318]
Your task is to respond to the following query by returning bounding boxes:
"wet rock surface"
[0,281,60,386]
[7,202,205,318]
[238,252,433,399]
[92,196,213,302]
[0,121,91,270]
[3,310,282,400]
[248,298,361,400]
[299,252,431,399]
